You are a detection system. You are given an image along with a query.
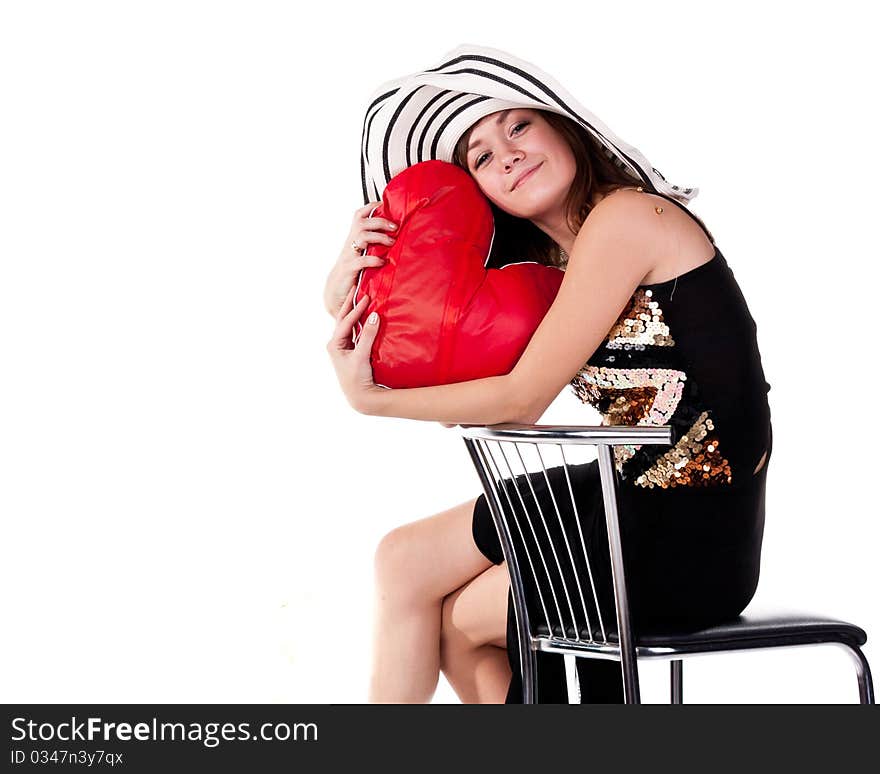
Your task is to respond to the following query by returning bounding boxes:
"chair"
[461,424,874,704]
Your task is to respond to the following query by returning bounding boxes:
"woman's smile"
[512,161,543,191]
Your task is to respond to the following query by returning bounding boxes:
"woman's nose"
[502,150,523,170]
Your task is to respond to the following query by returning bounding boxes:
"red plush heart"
[354,160,563,389]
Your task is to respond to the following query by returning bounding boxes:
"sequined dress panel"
[569,245,772,491]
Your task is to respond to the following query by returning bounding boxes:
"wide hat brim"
[360,43,698,207]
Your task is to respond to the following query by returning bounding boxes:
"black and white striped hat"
[360,43,698,207]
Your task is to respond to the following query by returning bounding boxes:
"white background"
[1,1,876,704]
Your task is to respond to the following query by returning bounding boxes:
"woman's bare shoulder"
[626,191,716,285]
[585,187,672,259]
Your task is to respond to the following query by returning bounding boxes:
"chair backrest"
[461,423,672,703]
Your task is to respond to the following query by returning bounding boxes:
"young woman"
[324,47,772,704]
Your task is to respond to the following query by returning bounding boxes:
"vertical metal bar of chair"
[480,440,556,651]
[560,445,607,644]
[510,442,579,639]
[480,440,554,632]
[535,444,594,644]
[497,442,567,638]
[671,660,683,704]
[563,654,582,704]
[465,437,538,704]
[596,443,640,704]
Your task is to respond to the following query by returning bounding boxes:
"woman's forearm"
[367,373,528,425]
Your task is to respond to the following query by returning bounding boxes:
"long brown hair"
[452,109,645,269]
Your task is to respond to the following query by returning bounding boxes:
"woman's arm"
[334,190,671,425]
[369,373,524,425]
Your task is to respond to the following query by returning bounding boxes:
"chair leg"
[563,654,581,704]
[670,659,683,704]
[521,645,538,704]
[835,644,875,704]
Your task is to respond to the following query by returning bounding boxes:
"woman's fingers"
[360,254,387,268]
[329,293,370,347]
[335,288,370,336]
[362,217,398,232]
[346,255,385,280]
[342,294,370,326]
[353,307,380,355]
[354,201,381,219]
[334,285,356,323]
[353,229,396,248]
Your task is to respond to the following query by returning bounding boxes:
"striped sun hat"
[360,43,698,207]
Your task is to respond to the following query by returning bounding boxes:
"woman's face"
[464,108,576,220]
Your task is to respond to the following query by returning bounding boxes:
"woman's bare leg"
[443,644,511,704]
[439,562,512,703]
[369,495,494,703]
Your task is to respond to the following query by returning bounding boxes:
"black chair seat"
[637,611,867,652]
[538,611,867,652]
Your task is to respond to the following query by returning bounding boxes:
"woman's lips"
[513,162,542,190]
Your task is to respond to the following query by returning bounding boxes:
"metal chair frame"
[461,424,874,704]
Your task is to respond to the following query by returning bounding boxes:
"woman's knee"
[372,522,446,605]
[372,497,489,604]
[373,525,416,593]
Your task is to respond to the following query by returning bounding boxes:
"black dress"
[471,190,773,703]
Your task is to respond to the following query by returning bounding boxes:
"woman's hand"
[326,285,385,414]
[323,202,397,317]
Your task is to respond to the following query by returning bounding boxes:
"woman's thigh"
[374,495,495,603]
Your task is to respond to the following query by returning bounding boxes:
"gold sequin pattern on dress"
[633,411,732,489]
[601,388,657,426]
[570,365,688,473]
[568,384,656,469]
[570,366,686,425]
[604,288,674,349]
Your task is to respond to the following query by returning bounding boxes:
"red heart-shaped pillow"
[354,160,564,389]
